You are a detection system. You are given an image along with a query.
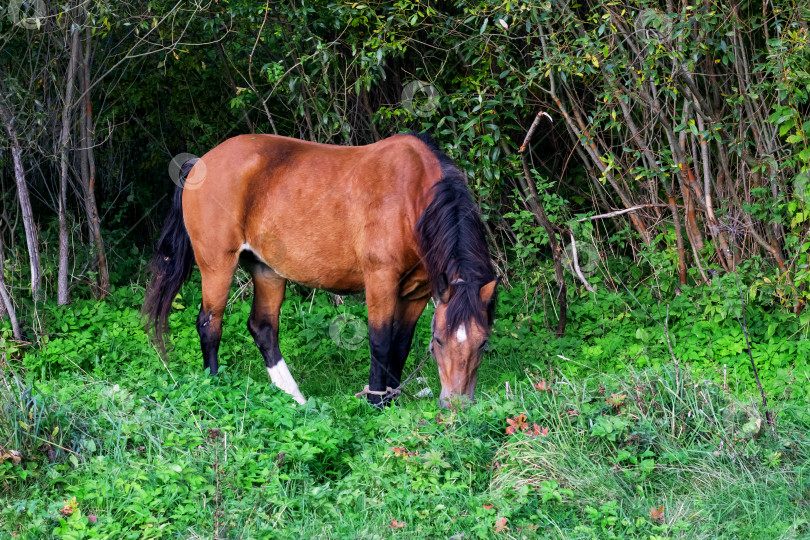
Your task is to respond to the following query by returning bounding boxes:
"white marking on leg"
[267,358,306,404]
[456,325,467,344]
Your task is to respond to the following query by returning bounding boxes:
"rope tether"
[355,350,431,401]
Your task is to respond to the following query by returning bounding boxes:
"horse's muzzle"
[438,374,478,409]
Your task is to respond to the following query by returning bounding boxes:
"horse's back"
[182,134,442,290]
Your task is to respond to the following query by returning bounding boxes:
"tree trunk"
[58,28,81,305]
[537,23,651,244]
[360,88,382,142]
[668,194,688,286]
[0,233,21,340]
[216,41,254,133]
[80,22,110,298]
[520,111,567,337]
[0,99,41,300]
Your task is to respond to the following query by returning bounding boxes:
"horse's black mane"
[412,131,496,334]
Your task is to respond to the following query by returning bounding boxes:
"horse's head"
[430,278,498,408]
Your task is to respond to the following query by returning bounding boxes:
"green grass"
[1,278,809,538]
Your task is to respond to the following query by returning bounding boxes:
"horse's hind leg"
[247,268,305,404]
[197,259,238,375]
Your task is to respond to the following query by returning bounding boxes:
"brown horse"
[143,132,497,408]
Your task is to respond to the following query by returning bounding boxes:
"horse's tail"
[142,158,198,355]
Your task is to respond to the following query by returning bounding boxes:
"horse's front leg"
[388,298,430,391]
[364,272,400,407]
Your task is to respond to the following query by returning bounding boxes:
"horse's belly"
[286,261,365,292]
[250,239,365,292]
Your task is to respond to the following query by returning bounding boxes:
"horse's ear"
[479,279,499,305]
[440,285,453,304]
[437,273,452,304]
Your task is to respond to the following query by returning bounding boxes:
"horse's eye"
[434,336,443,347]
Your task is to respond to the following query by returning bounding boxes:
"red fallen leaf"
[494,516,508,533]
[606,393,627,409]
[390,519,406,529]
[534,380,551,392]
[506,413,528,435]
[529,423,549,437]
[650,505,664,524]
[88,515,98,523]
[59,497,78,517]
[483,504,493,510]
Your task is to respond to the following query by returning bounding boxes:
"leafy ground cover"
[1,277,808,538]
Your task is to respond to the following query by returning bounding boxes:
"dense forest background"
[2,0,810,349]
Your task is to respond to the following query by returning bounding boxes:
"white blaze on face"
[456,325,467,344]
[267,358,306,404]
